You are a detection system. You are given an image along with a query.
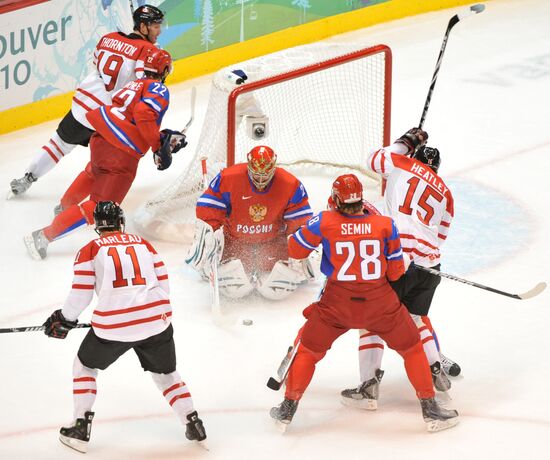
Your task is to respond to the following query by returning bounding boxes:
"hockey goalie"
[185,145,315,300]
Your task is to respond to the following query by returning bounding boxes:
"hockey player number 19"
[97,51,124,92]
[107,246,147,288]
[335,240,381,281]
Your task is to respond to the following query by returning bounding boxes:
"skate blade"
[59,434,88,453]
[6,190,14,200]
[23,235,42,261]
[195,440,209,451]
[274,419,290,433]
[426,417,459,433]
[341,396,377,411]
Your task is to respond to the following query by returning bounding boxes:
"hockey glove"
[395,127,428,156]
[160,129,187,154]
[287,257,315,281]
[43,309,77,339]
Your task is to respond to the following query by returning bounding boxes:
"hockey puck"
[242,319,253,326]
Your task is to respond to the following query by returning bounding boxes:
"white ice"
[1,0,550,458]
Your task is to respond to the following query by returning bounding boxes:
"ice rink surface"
[1,0,550,458]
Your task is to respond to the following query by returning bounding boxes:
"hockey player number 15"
[398,177,443,225]
[335,240,381,281]
[107,246,146,288]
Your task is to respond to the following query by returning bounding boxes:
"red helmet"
[144,49,172,81]
[331,174,363,209]
[247,146,277,190]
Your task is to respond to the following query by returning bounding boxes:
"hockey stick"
[267,340,301,391]
[418,3,485,129]
[181,87,197,134]
[129,0,135,14]
[414,265,546,300]
[0,323,91,334]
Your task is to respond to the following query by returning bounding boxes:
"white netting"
[134,42,391,242]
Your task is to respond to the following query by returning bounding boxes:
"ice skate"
[440,353,461,377]
[419,398,458,432]
[23,229,49,260]
[430,361,451,392]
[59,411,94,453]
[341,369,384,410]
[10,172,37,196]
[270,398,299,432]
[185,411,208,448]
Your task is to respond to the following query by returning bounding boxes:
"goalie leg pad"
[217,259,253,299]
[256,260,304,300]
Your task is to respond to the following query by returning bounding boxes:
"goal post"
[134,42,392,242]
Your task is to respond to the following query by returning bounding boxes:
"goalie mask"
[94,201,125,235]
[331,174,363,211]
[247,145,277,190]
[143,49,172,83]
[413,146,441,173]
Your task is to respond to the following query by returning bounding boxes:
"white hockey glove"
[287,257,315,281]
[185,220,224,274]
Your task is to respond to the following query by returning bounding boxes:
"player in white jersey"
[42,201,206,453]
[10,5,164,198]
[341,128,459,409]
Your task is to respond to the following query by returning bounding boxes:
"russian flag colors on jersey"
[61,232,171,342]
[86,78,169,158]
[289,209,405,283]
[72,32,158,130]
[368,143,454,267]
[196,164,313,243]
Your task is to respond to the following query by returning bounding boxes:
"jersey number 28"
[335,240,381,281]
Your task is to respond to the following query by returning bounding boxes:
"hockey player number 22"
[335,240,381,281]
[107,246,146,288]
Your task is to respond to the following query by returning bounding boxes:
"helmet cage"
[247,146,277,190]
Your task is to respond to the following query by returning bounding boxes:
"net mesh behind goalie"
[134,43,391,242]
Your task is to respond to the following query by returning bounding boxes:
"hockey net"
[134,42,392,242]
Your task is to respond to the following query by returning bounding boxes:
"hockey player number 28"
[107,246,146,288]
[335,240,381,281]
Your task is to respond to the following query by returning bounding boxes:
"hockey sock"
[72,357,98,420]
[411,315,440,365]
[357,329,385,383]
[151,371,195,425]
[43,201,95,241]
[27,132,77,178]
[284,344,325,400]
[399,341,435,400]
[60,162,94,208]
[422,315,441,351]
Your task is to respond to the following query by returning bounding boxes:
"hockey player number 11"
[107,246,146,288]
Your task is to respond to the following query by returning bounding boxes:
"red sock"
[43,200,95,241]
[60,162,93,208]
[399,341,435,399]
[284,344,325,401]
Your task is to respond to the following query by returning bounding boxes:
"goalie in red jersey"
[186,145,314,300]
[269,174,459,432]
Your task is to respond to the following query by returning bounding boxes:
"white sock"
[151,371,195,425]
[26,132,77,178]
[72,356,98,420]
[357,329,385,383]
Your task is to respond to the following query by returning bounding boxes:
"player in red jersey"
[269,174,459,432]
[186,145,314,300]
[10,5,164,197]
[341,128,459,408]
[24,49,186,260]
[42,202,206,453]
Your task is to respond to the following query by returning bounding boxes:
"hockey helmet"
[94,201,125,235]
[143,49,172,82]
[247,145,277,190]
[331,174,363,210]
[133,4,164,29]
[413,146,441,173]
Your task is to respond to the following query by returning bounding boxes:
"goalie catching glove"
[287,257,315,281]
[43,309,77,339]
[154,129,188,171]
[395,127,428,156]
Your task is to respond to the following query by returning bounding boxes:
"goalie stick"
[0,323,91,334]
[419,3,485,129]
[181,87,196,134]
[414,265,546,300]
[267,340,301,391]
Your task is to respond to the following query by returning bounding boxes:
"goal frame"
[226,44,392,167]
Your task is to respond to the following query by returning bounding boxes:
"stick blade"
[267,377,282,391]
[518,282,547,300]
